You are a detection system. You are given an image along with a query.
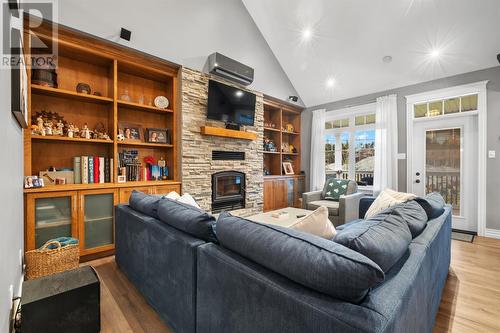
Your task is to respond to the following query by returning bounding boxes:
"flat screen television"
[207,80,256,126]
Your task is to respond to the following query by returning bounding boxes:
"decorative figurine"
[76,82,91,94]
[81,124,91,139]
[120,89,131,101]
[67,124,75,138]
[158,157,168,180]
[53,120,64,136]
[44,121,53,135]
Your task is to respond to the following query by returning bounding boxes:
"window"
[414,94,478,118]
[324,106,376,186]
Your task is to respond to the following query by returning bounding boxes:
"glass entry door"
[411,116,477,231]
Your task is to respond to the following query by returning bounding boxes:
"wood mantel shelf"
[200,126,258,140]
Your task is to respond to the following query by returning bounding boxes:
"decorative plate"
[154,96,169,109]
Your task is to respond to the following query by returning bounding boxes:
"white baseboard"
[485,228,500,239]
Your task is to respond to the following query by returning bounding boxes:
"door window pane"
[35,197,72,248]
[425,128,461,215]
[355,116,365,126]
[84,193,114,249]
[414,103,427,118]
[341,132,349,178]
[461,94,478,112]
[444,98,460,114]
[365,114,376,124]
[355,130,375,185]
[428,101,442,117]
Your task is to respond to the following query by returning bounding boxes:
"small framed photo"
[146,128,168,144]
[282,162,294,175]
[24,176,44,189]
[117,175,127,183]
[118,123,142,142]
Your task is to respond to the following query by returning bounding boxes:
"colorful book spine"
[110,158,114,182]
[104,158,110,183]
[88,156,94,184]
[73,157,81,184]
[81,156,89,184]
[93,156,99,184]
[99,157,105,183]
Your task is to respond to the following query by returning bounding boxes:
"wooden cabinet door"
[154,184,181,196]
[119,186,153,204]
[25,191,78,251]
[263,180,275,212]
[273,179,288,209]
[78,189,118,256]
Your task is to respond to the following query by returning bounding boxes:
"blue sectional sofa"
[115,191,451,333]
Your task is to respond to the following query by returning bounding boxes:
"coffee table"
[247,207,313,228]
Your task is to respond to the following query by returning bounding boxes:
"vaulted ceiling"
[243,0,500,107]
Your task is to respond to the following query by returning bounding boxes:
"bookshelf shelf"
[118,141,174,148]
[264,127,280,132]
[118,100,173,113]
[31,84,114,104]
[24,20,180,261]
[31,135,113,145]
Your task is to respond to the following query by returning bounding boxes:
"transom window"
[414,94,478,119]
[324,106,376,187]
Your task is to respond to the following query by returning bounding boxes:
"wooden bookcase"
[262,96,305,211]
[23,20,181,261]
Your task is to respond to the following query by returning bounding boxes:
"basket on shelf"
[25,237,79,280]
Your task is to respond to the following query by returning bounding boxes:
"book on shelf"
[71,156,112,185]
[81,156,89,184]
[73,157,81,184]
[88,156,94,184]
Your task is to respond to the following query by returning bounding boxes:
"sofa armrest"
[358,197,376,218]
[302,191,322,207]
[339,192,365,224]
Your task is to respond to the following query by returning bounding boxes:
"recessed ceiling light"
[429,49,441,59]
[326,77,335,88]
[301,28,313,41]
[382,55,393,63]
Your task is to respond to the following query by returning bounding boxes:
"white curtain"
[310,109,326,191]
[374,95,398,193]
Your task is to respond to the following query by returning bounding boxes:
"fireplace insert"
[211,171,246,213]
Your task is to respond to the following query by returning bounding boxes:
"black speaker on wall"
[497,53,500,64]
[120,28,131,41]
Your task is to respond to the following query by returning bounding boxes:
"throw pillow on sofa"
[129,190,162,218]
[364,188,416,218]
[157,198,217,242]
[215,212,385,303]
[422,192,446,219]
[334,209,412,273]
[289,206,336,239]
[161,191,201,209]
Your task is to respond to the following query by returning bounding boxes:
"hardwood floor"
[434,236,500,332]
[86,237,500,333]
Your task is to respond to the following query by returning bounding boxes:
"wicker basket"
[25,240,80,280]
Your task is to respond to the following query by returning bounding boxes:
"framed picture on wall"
[11,25,28,129]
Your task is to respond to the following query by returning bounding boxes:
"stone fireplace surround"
[180,67,264,216]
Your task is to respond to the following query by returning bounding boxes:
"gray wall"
[301,66,500,229]
[0,66,24,330]
[56,0,301,104]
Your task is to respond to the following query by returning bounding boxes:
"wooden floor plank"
[85,236,500,333]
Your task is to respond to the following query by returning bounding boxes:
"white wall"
[56,0,300,103]
[0,61,24,332]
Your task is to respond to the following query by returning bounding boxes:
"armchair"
[302,179,364,226]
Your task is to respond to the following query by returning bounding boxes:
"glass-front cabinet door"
[78,189,118,255]
[26,192,78,251]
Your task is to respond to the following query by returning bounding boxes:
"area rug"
[451,231,474,243]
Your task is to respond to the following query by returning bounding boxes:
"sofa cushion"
[391,200,428,238]
[289,206,336,239]
[322,178,351,201]
[423,192,446,219]
[334,210,412,272]
[129,190,161,218]
[215,212,385,303]
[157,198,217,242]
[364,188,417,218]
[308,200,339,216]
